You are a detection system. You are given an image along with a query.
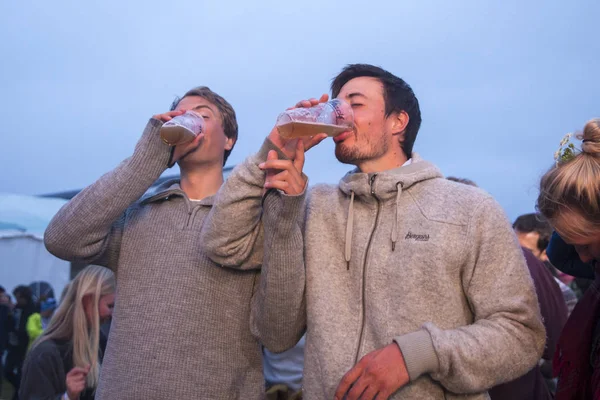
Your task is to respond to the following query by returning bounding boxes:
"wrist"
[130,119,172,172]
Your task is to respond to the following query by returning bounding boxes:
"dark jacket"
[553,270,600,399]
[489,248,569,400]
[19,339,98,400]
[547,232,595,279]
[0,304,9,351]
[8,302,37,354]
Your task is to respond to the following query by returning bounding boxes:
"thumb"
[293,140,306,172]
[267,149,278,162]
[84,364,91,374]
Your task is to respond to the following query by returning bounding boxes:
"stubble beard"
[335,131,389,165]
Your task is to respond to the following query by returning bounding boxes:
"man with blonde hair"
[45,87,266,399]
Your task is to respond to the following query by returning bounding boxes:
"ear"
[540,249,549,262]
[82,293,93,315]
[224,136,235,151]
[391,110,410,137]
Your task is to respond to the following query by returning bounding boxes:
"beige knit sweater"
[45,120,264,400]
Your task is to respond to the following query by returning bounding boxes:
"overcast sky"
[1,0,598,221]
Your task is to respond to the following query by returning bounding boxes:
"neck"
[357,149,408,174]
[179,163,224,200]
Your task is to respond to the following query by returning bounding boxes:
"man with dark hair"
[5,286,35,399]
[201,64,545,399]
[513,213,579,313]
[44,87,266,399]
[513,213,552,261]
[330,63,422,159]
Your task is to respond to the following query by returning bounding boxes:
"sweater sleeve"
[44,119,171,271]
[19,342,66,400]
[199,138,287,270]
[250,188,308,353]
[394,197,546,393]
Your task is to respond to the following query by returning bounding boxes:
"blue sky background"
[1,0,598,221]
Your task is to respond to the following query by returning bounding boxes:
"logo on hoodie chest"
[404,231,430,241]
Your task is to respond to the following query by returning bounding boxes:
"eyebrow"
[346,92,368,99]
[192,104,216,115]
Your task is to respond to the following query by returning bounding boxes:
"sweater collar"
[141,180,215,207]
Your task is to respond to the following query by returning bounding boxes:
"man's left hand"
[334,343,410,400]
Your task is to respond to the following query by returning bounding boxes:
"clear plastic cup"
[160,110,205,145]
[276,99,354,139]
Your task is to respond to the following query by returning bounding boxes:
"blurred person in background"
[0,286,12,396]
[19,265,115,400]
[26,297,58,349]
[5,285,35,399]
[513,213,578,314]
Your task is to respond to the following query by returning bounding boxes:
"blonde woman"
[537,119,600,400]
[19,265,115,400]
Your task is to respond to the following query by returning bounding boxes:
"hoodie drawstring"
[391,182,403,251]
[345,191,355,270]
[344,182,403,268]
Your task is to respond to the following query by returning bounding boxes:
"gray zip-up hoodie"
[200,139,546,400]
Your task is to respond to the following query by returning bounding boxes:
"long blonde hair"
[34,265,115,389]
[537,118,600,239]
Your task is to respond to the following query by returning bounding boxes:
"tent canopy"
[0,193,70,300]
[0,193,68,237]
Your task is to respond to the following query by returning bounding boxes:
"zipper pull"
[370,174,377,196]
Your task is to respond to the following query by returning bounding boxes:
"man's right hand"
[152,110,204,164]
[152,110,185,123]
[267,94,330,160]
[66,365,90,400]
[259,141,307,196]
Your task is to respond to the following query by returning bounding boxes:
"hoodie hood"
[338,153,443,201]
[337,153,443,267]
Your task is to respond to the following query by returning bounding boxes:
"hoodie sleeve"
[394,197,546,393]
[199,138,287,270]
[44,119,171,271]
[250,188,308,353]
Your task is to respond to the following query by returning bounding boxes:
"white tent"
[0,193,70,300]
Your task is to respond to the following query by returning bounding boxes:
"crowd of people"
[1,270,114,400]
[2,63,599,399]
[0,285,51,399]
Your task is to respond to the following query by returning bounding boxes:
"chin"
[335,146,359,165]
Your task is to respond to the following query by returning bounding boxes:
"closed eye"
[351,103,363,108]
